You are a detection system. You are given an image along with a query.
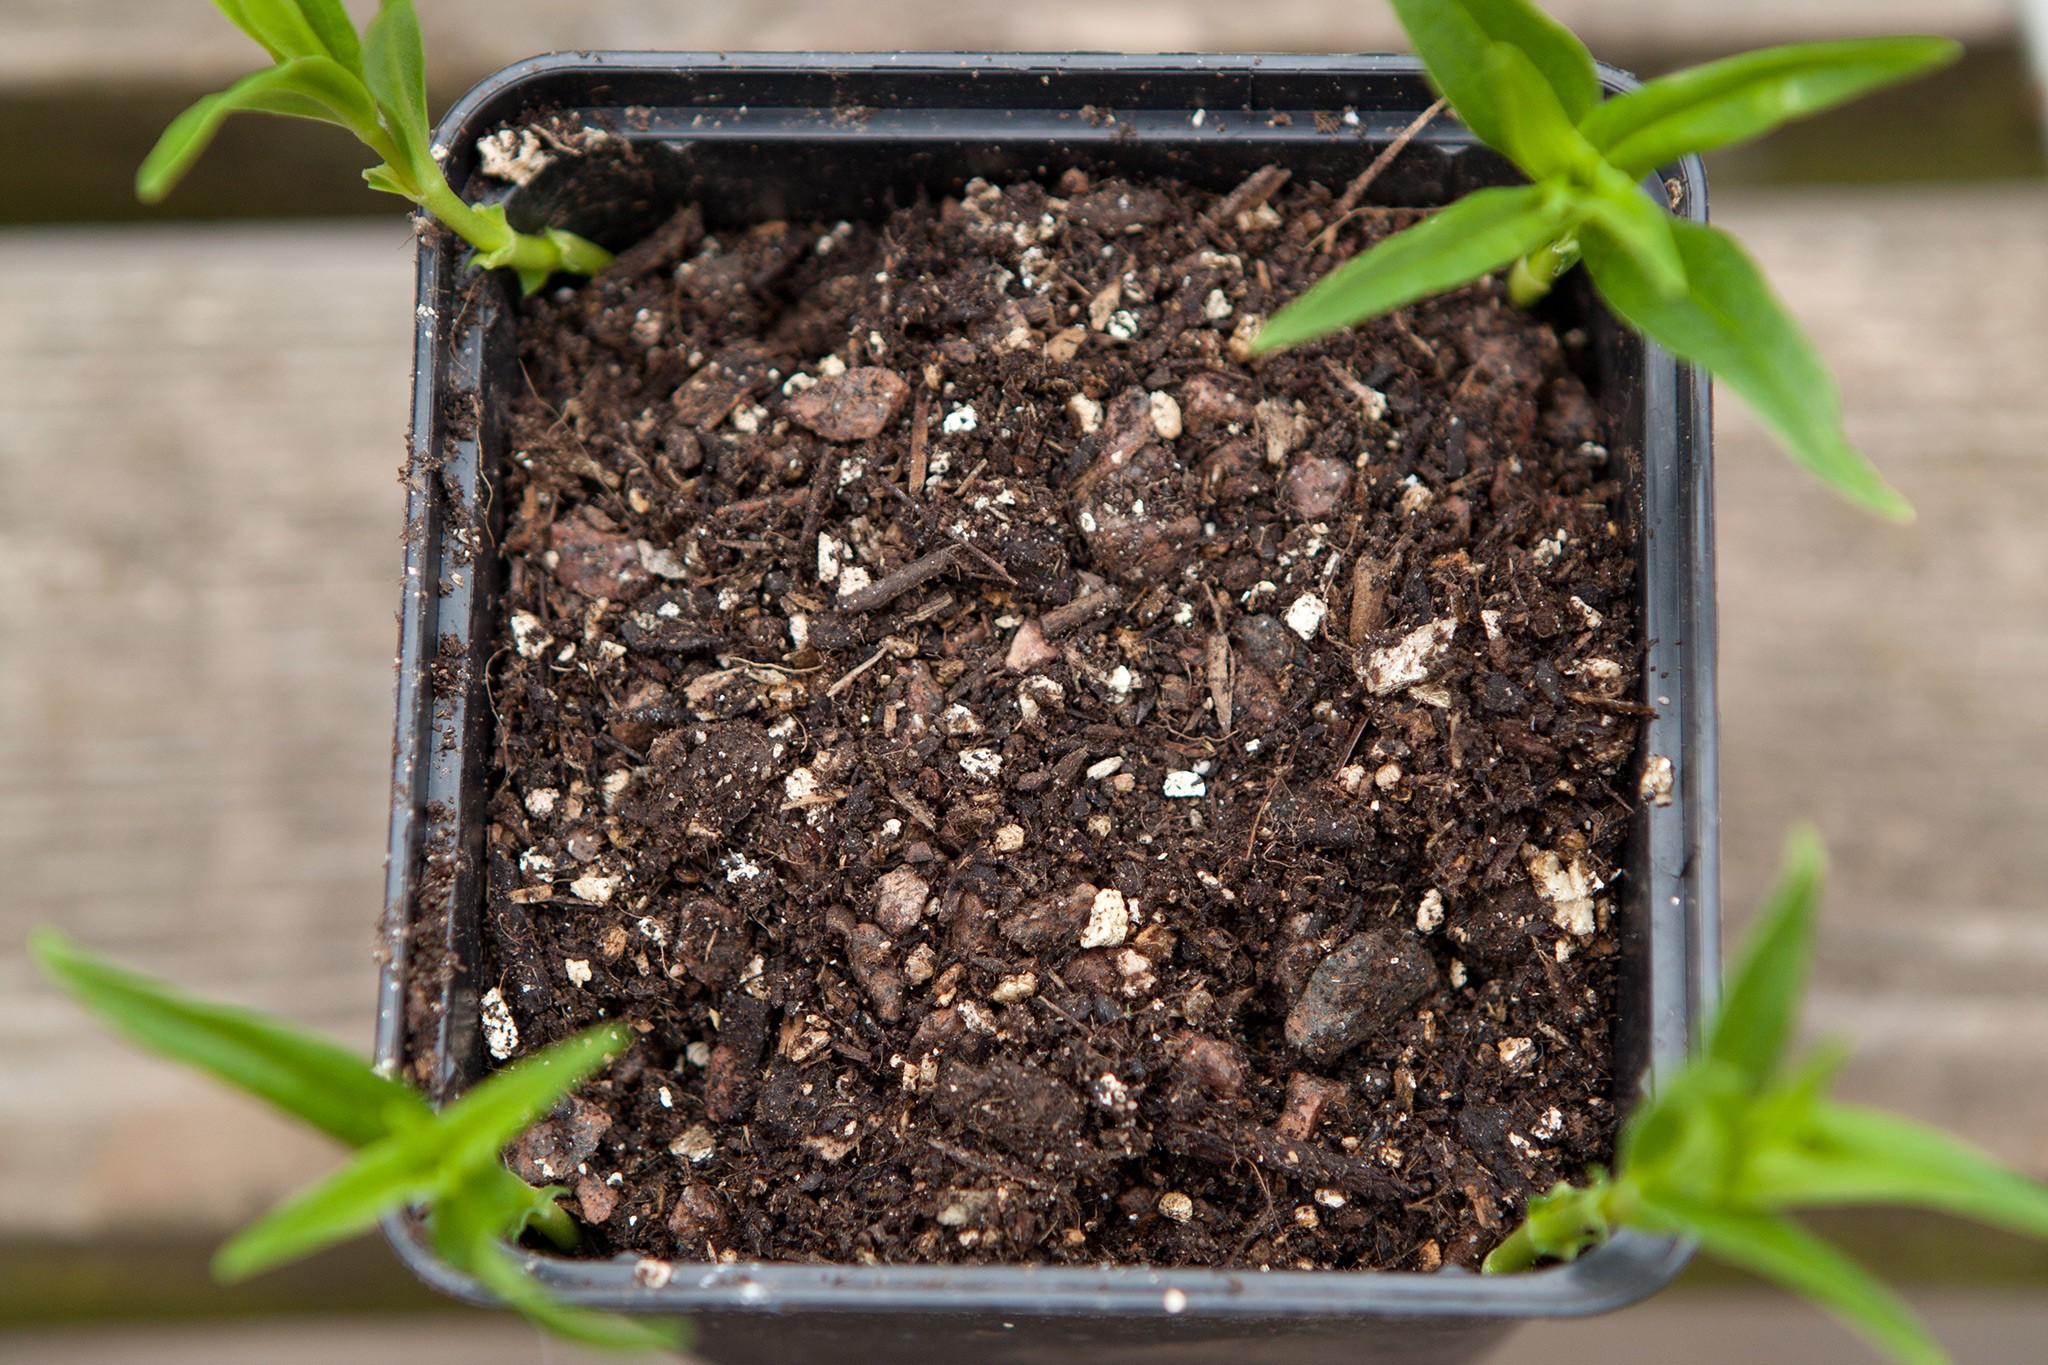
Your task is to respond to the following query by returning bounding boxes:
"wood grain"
[0,0,2015,90]
[0,187,2042,1240]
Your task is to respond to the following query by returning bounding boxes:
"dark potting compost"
[471,168,1642,1274]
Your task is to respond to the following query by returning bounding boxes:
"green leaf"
[1389,0,1511,154]
[1483,42,1601,181]
[1577,162,1685,298]
[209,0,328,62]
[136,57,383,202]
[361,163,418,198]
[1458,0,1600,121]
[30,930,426,1149]
[468,1238,690,1352]
[1252,184,1577,352]
[1706,826,1826,1089]
[1581,38,1963,179]
[291,0,363,72]
[1619,1061,1751,1206]
[1580,219,1912,520]
[1632,1196,1949,1365]
[1748,1102,2048,1241]
[427,1025,627,1180]
[212,1027,616,1281]
[363,0,434,178]
[213,1124,445,1280]
[1391,0,1599,152]
[435,1169,688,1353]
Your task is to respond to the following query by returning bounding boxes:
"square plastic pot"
[375,51,1718,1365]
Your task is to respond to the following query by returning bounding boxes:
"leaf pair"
[1254,0,1960,521]
[1482,832,2048,1365]
[31,931,682,1353]
[139,1,610,293]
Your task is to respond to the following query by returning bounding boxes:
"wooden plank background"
[0,0,2016,90]
[1,184,2044,1237]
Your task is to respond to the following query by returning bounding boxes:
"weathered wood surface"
[1,185,2044,1241]
[4,1290,2048,1362]
[0,0,2018,90]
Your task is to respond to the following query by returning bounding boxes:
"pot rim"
[376,48,1717,1323]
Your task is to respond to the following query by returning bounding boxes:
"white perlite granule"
[480,988,519,1060]
[1079,888,1130,948]
[1284,592,1328,641]
[1362,618,1457,695]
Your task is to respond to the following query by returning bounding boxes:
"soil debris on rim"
[464,165,1643,1272]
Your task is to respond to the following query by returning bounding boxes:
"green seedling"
[1482,830,2048,1365]
[30,930,683,1354]
[138,0,611,292]
[1254,0,1960,520]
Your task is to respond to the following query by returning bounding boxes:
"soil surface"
[471,167,1643,1272]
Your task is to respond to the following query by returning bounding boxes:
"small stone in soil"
[873,866,931,935]
[510,1097,612,1184]
[669,1124,716,1163]
[783,366,909,440]
[1285,926,1440,1063]
[549,514,651,601]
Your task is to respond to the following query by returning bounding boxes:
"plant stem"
[416,175,612,286]
[1507,234,1584,309]
[526,1193,581,1251]
[1482,1222,1544,1274]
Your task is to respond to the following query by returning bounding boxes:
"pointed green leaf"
[210,0,327,61]
[1581,219,1911,519]
[434,1170,688,1352]
[292,0,363,72]
[136,57,382,202]
[1252,185,1577,352]
[467,1238,690,1352]
[429,1024,628,1180]
[1388,0,1510,154]
[1577,162,1685,298]
[31,930,426,1148]
[1619,1061,1751,1204]
[362,163,419,198]
[1704,826,1826,1089]
[1632,1196,1948,1365]
[363,0,434,177]
[1483,42,1601,181]
[1581,38,1962,179]
[1457,0,1599,121]
[210,1028,617,1281]
[212,1126,444,1280]
[1748,1102,2048,1241]
[1391,0,1599,152]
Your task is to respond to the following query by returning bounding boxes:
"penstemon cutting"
[1254,0,1959,520]
[1482,831,2048,1365]
[30,931,684,1353]
[137,0,611,292]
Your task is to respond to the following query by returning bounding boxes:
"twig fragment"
[1314,98,1447,253]
[837,545,962,614]
[1207,632,1235,737]
[907,387,931,493]
[1040,586,1122,638]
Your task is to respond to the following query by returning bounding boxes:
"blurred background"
[1,1,2045,1361]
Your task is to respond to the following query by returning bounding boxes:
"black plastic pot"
[376,51,1717,1365]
